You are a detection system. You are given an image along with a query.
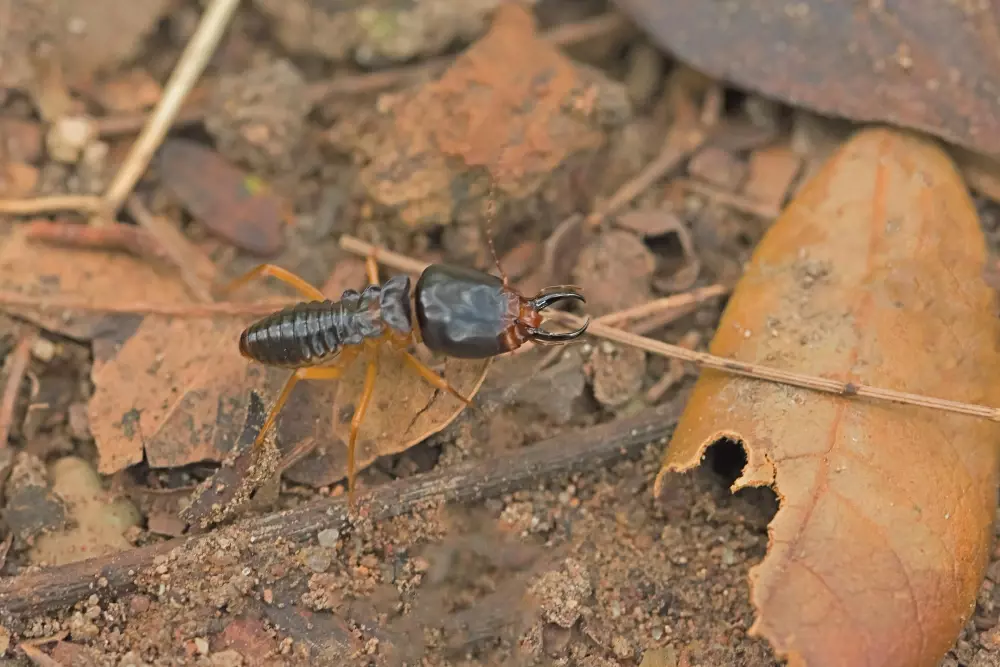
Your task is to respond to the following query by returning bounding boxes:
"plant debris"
[656,127,1000,667]
[157,138,289,257]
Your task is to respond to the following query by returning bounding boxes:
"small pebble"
[31,337,56,362]
[46,116,96,164]
[302,546,332,573]
[316,528,340,548]
[193,636,210,655]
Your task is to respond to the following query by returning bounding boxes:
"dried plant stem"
[678,178,780,220]
[23,220,169,262]
[0,195,102,215]
[0,328,37,448]
[99,0,241,218]
[597,284,729,326]
[125,196,214,303]
[338,235,1000,423]
[0,293,294,317]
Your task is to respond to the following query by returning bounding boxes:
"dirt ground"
[2,1,1000,666]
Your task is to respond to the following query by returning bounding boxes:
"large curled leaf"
[655,127,1000,667]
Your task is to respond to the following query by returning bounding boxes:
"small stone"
[46,115,96,164]
[31,337,56,362]
[301,546,332,573]
[210,650,245,667]
[129,595,151,614]
[67,403,91,440]
[316,528,340,548]
[193,636,210,655]
[0,625,9,656]
[612,635,634,659]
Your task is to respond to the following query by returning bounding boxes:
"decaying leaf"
[611,0,1000,156]
[278,348,490,489]
[654,128,1000,667]
[0,226,192,340]
[89,300,489,485]
[158,138,289,257]
[88,314,277,474]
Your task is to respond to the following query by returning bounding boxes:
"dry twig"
[0,398,682,626]
[98,0,241,219]
[23,220,170,262]
[338,235,1000,424]
[125,196,214,303]
[0,293,295,317]
[0,328,37,448]
[0,195,102,216]
[677,178,781,220]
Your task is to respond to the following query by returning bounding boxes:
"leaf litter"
[655,127,1000,667]
[87,261,490,497]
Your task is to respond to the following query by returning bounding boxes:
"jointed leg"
[347,353,379,506]
[252,350,359,455]
[401,351,473,406]
[219,264,326,301]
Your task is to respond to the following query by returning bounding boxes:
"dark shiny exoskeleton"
[239,266,587,366]
[225,256,588,507]
[239,275,413,367]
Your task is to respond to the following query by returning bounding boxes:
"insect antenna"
[484,180,509,289]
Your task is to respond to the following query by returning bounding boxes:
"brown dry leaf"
[612,0,1000,156]
[89,302,489,483]
[655,127,1000,667]
[158,139,289,257]
[0,226,192,340]
[88,314,277,474]
[278,347,490,488]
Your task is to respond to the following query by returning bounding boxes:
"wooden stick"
[99,0,241,218]
[0,399,683,628]
[0,328,36,448]
[339,235,1000,424]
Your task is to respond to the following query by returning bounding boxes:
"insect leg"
[400,351,473,406]
[218,264,327,301]
[347,352,379,506]
[252,349,360,454]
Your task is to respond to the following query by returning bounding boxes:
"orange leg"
[401,351,473,406]
[347,352,379,506]
[252,348,361,456]
[219,264,326,301]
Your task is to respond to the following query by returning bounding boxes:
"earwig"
[221,247,589,506]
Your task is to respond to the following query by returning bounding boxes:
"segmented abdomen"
[239,276,413,368]
[239,301,357,367]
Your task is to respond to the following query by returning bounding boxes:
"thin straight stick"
[338,234,1000,423]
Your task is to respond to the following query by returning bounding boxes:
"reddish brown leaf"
[655,128,1000,666]
[612,1,1000,156]
[158,139,288,257]
[89,301,488,482]
[279,348,490,489]
[0,226,193,340]
[88,314,281,474]
[742,144,802,213]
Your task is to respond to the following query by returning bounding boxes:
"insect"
[220,240,589,505]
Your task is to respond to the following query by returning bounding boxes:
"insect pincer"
[523,285,589,344]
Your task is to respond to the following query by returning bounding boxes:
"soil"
[1,1,999,667]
